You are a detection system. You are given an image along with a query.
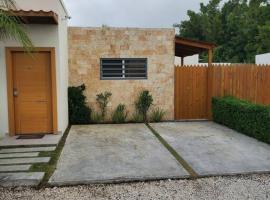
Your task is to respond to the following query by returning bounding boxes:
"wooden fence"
[175,64,270,120]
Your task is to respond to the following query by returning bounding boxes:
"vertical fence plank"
[174,64,270,120]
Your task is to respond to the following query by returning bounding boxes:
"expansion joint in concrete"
[146,123,198,178]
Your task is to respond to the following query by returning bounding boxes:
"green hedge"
[212,96,270,144]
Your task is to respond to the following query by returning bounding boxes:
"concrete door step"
[0,133,62,148]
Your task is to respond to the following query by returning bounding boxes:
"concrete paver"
[0,172,44,187]
[0,152,39,159]
[0,157,50,165]
[0,146,56,153]
[0,165,31,172]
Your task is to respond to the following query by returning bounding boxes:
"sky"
[63,0,212,28]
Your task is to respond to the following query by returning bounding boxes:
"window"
[101,58,147,80]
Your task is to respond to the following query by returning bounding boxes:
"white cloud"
[63,0,211,28]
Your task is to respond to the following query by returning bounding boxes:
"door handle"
[13,88,18,97]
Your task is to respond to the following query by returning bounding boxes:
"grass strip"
[146,123,198,178]
[30,126,71,187]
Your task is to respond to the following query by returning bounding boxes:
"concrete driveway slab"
[49,124,189,186]
[150,122,270,177]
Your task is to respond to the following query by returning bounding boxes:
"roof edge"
[59,0,70,17]
[68,26,175,31]
[175,36,216,49]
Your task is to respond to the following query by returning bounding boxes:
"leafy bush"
[150,108,166,122]
[135,90,153,122]
[112,104,128,123]
[96,91,112,120]
[91,111,103,123]
[131,111,144,123]
[68,84,91,124]
[212,96,270,144]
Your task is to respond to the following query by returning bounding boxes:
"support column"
[207,49,213,119]
[181,57,184,66]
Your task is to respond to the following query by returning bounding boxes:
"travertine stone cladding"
[69,27,175,120]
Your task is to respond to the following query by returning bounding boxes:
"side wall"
[256,53,270,64]
[69,27,175,120]
[0,0,69,137]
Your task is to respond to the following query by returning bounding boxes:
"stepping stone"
[0,165,31,172]
[0,172,44,187]
[0,146,56,153]
[0,157,50,165]
[0,152,39,159]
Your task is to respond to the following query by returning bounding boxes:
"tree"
[174,0,270,63]
[0,0,33,51]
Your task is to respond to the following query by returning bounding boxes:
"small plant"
[91,111,103,123]
[131,111,144,123]
[68,84,91,124]
[112,104,128,123]
[96,91,112,120]
[135,90,153,122]
[150,108,166,122]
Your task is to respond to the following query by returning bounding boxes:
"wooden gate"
[174,64,270,120]
[174,66,208,120]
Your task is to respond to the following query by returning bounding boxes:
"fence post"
[207,49,213,119]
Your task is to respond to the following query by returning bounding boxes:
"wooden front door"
[12,52,53,134]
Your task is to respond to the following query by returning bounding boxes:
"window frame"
[100,58,148,80]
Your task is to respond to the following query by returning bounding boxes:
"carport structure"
[174,37,216,120]
[175,36,216,66]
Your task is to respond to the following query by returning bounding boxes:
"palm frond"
[0,0,16,10]
[0,10,33,51]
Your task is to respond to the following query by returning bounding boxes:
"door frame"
[6,47,58,136]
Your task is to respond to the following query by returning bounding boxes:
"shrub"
[68,84,91,124]
[150,108,166,122]
[135,90,153,122]
[131,111,144,123]
[96,91,112,120]
[212,96,270,144]
[91,111,103,123]
[112,104,128,123]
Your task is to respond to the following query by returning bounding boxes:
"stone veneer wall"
[68,27,175,120]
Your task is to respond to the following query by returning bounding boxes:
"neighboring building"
[175,54,231,66]
[175,54,199,65]
[0,0,69,137]
[69,27,175,120]
[256,53,270,64]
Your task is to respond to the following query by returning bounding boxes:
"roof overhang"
[9,10,58,25]
[175,36,216,57]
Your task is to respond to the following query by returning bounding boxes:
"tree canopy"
[174,0,270,63]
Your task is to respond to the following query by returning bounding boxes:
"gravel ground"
[1,174,270,200]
